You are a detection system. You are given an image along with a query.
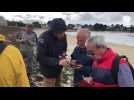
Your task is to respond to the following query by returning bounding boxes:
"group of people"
[0,18,134,87]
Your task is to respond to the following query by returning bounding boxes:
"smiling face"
[77,34,87,48]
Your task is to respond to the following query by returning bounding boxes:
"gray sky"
[0,12,133,26]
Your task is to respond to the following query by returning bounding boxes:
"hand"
[73,64,83,69]
[70,60,83,69]
[59,58,70,66]
[17,39,25,43]
[59,52,67,59]
[70,60,77,66]
[83,76,94,84]
[5,40,12,44]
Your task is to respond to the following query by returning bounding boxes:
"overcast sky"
[0,12,133,26]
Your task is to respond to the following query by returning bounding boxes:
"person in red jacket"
[82,35,134,87]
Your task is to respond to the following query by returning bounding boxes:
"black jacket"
[37,30,67,75]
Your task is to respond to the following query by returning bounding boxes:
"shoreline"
[34,28,134,34]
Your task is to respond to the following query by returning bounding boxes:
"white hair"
[87,35,107,48]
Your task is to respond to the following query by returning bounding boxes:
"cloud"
[0,12,134,26]
[61,12,126,25]
[66,12,133,25]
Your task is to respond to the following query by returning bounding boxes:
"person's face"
[93,48,104,60]
[56,32,65,39]
[26,27,33,33]
[77,35,87,48]
[86,42,104,60]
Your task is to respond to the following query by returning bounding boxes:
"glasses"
[87,50,95,57]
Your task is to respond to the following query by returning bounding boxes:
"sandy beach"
[67,35,134,66]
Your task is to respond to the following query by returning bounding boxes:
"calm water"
[67,31,134,47]
[35,29,134,47]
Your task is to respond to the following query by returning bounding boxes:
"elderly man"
[84,36,134,87]
[71,28,93,87]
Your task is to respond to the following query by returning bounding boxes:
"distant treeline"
[6,20,134,33]
[68,23,134,33]
[7,21,45,28]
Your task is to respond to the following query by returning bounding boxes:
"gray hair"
[87,35,107,48]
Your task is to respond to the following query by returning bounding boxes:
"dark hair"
[47,21,52,26]
[26,24,33,28]
[48,18,67,33]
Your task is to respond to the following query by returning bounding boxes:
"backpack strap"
[111,55,134,84]
[111,54,121,84]
[0,42,7,54]
[118,55,134,78]
[121,56,134,79]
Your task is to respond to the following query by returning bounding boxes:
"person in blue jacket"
[71,28,93,87]
[37,18,70,87]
